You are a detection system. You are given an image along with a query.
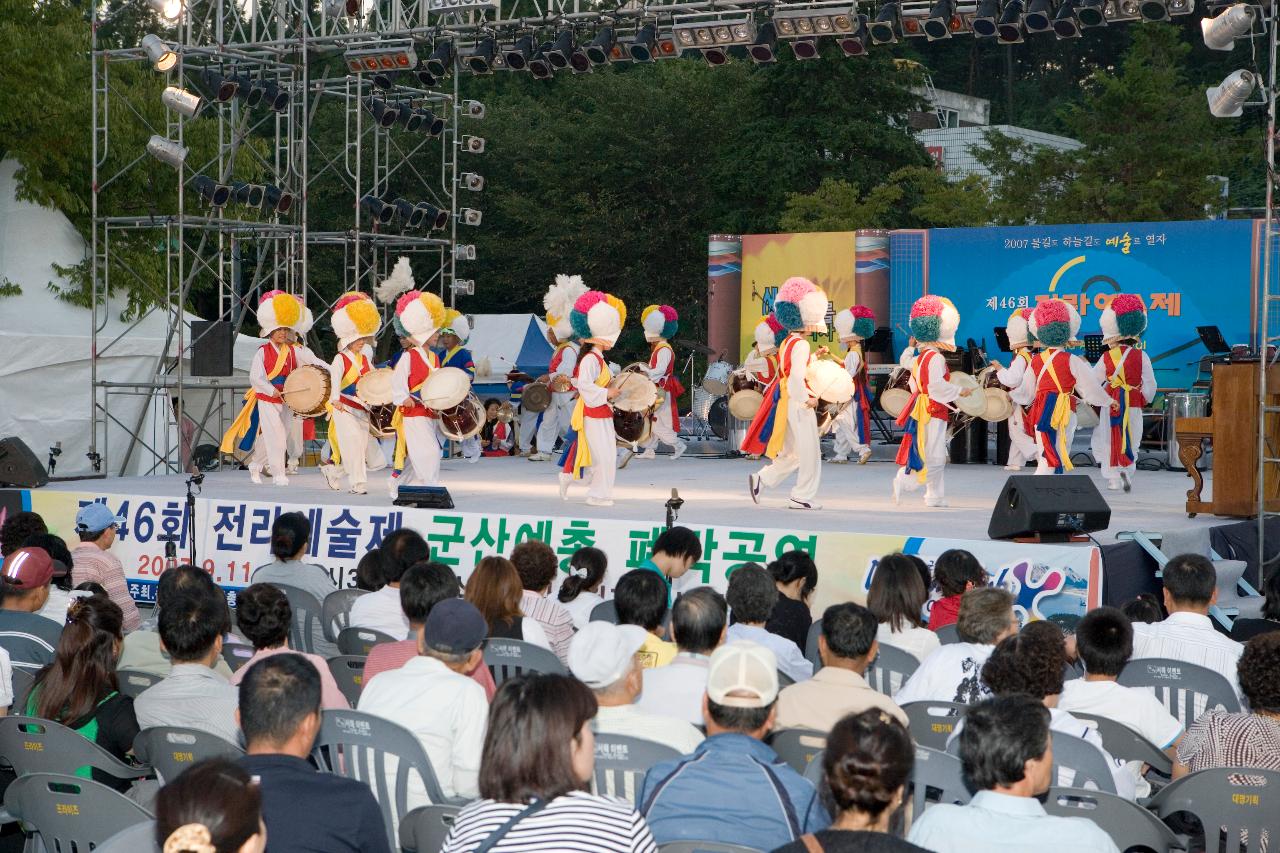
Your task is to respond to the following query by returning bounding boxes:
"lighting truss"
[344,40,418,75]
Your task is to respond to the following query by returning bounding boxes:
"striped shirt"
[441,791,657,852]
[0,610,62,672]
[1131,612,1244,703]
[520,590,575,664]
[72,544,141,632]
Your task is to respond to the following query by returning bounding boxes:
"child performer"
[1091,295,1155,492]
[438,310,479,464]
[992,307,1040,472]
[389,289,449,497]
[558,290,626,507]
[739,314,785,461]
[745,277,829,511]
[637,304,688,460]
[319,292,382,495]
[1020,300,1114,476]
[285,305,316,474]
[828,305,876,465]
[533,275,589,462]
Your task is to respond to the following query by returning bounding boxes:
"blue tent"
[468,313,553,400]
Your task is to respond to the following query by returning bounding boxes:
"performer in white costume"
[389,288,449,496]
[992,307,1041,472]
[532,274,589,462]
[558,290,627,507]
[637,304,688,460]
[319,292,384,494]
[828,304,876,465]
[1090,294,1156,492]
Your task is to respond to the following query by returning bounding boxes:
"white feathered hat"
[256,290,304,337]
[395,290,448,347]
[1006,307,1033,349]
[908,295,961,350]
[332,292,382,351]
[294,305,315,338]
[570,291,627,347]
[544,274,588,342]
[443,309,471,343]
[374,257,416,305]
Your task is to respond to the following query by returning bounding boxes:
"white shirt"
[907,790,1119,853]
[876,621,941,663]
[575,352,609,408]
[1058,679,1184,749]
[562,592,604,632]
[0,647,13,710]
[726,624,813,683]
[784,335,812,402]
[593,703,704,756]
[348,586,410,640]
[250,343,327,398]
[894,642,995,707]
[391,345,432,407]
[996,352,1035,406]
[644,344,673,383]
[1131,611,1245,703]
[550,343,579,390]
[358,655,488,806]
[636,653,710,726]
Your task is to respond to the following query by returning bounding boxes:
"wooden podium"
[1175,362,1280,517]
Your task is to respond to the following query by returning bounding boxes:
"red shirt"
[928,594,963,632]
[362,639,496,700]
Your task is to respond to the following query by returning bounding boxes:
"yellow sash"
[1043,349,1075,472]
[392,350,435,472]
[568,357,613,478]
[327,352,366,466]
[219,344,293,453]
[907,351,934,483]
[765,336,801,459]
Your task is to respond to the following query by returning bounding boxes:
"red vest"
[254,344,297,403]
[400,348,439,418]
[649,342,674,378]
[576,351,611,419]
[1033,350,1078,410]
[913,349,952,419]
[1102,346,1147,407]
[338,351,372,409]
[755,353,779,385]
[549,342,575,373]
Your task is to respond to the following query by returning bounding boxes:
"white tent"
[0,159,259,478]
[468,313,554,395]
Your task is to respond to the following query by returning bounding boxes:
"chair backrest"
[116,668,165,699]
[1043,787,1180,853]
[220,641,257,673]
[4,773,153,851]
[802,747,827,790]
[322,588,369,644]
[658,843,765,853]
[902,701,968,751]
[1068,712,1173,777]
[482,638,567,685]
[1117,657,1242,728]
[0,716,151,782]
[133,726,244,784]
[338,626,398,657]
[10,668,34,715]
[909,745,971,818]
[776,669,795,689]
[310,709,451,851]
[1149,767,1280,853]
[399,804,462,853]
[95,818,160,853]
[865,644,921,697]
[1051,732,1117,795]
[804,621,822,670]
[271,583,325,654]
[591,733,682,803]
[327,655,368,707]
[589,599,618,624]
[934,624,960,645]
[767,728,827,775]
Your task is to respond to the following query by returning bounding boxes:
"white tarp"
[467,313,553,385]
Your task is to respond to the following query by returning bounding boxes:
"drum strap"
[565,356,613,480]
[896,350,936,483]
[220,345,294,455]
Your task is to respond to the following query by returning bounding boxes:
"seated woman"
[927,549,987,632]
[868,553,940,663]
[464,556,552,650]
[154,757,266,853]
[558,546,608,632]
[479,398,515,457]
[228,584,348,709]
[441,673,657,852]
[765,550,817,653]
[250,512,338,657]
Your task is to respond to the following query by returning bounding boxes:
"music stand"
[993,327,1012,353]
[866,327,892,354]
[1082,334,1105,363]
[1196,325,1231,355]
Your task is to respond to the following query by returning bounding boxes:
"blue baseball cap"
[74,503,125,535]
[423,599,487,655]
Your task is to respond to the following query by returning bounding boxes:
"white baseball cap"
[707,641,779,708]
[568,622,647,688]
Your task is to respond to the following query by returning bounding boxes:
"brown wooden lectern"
[1175,362,1280,517]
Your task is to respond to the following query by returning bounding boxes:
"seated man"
[568,621,703,754]
[510,540,574,664]
[133,577,240,745]
[349,529,429,639]
[118,565,236,678]
[615,569,678,669]
[894,587,1018,706]
[358,598,489,807]
[725,564,813,683]
[0,548,63,673]
[638,526,702,606]
[638,642,830,849]
[907,694,1120,852]
[636,587,726,726]
[239,654,391,853]
[776,602,907,731]
[70,502,141,632]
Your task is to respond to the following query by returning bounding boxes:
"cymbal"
[674,338,718,356]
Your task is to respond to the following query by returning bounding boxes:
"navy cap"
[423,599,487,654]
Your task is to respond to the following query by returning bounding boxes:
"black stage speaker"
[393,485,454,509]
[191,320,234,377]
[988,474,1110,541]
[0,437,49,488]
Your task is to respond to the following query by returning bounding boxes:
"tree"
[779,167,992,231]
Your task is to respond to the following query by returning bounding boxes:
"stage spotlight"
[923,0,955,39]
[417,203,450,230]
[1102,0,1140,21]
[141,34,177,72]
[415,109,445,137]
[360,194,395,225]
[868,3,901,44]
[791,38,820,59]
[467,38,497,74]
[749,22,778,63]
[232,181,265,207]
[236,77,265,107]
[1023,0,1053,31]
[462,100,486,119]
[1139,0,1167,20]
[1202,4,1255,50]
[146,135,188,169]
[414,68,437,87]
[388,101,413,127]
[837,16,870,54]
[630,23,658,62]
[146,0,184,21]
[459,208,482,226]
[1052,0,1082,36]
[586,28,616,65]
[453,279,475,296]
[373,69,400,89]
[1077,0,1106,26]
[424,41,455,77]
[461,135,486,154]
[1207,69,1256,117]
[460,172,484,191]
[161,86,203,118]
[546,30,575,69]
[997,0,1025,42]
[392,199,425,228]
[264,185,294,213]
[260,81,289,112]
[201,69,238,102]
[454,244,477,261]
[503,35,536,70]
[971,0,1000,35]
[700,46,728,65]
[192,175,231,207]
[528,45,554,78]
[363,96,398,128]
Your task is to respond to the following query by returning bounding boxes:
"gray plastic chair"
[1117,657,1241,728]
[327,655,368,706]
[1052,732,1117,795]
[804,621,823,669]
[133,726,244,784]
[95,818,159,853]
[482,638,567,685]
[9,669,34,714]
[767,728,827,775]
[910,745,971,817]
[0,716,151,783]
[116,668,164,699]
[323,588,369,644]
[590,599,618,624]
[1148,767,1280,853]
[865,644,921,697]
[934,624,960,645]
[1043,787,1181,853]
[592,733,682,803]
[338,626,398,657]
[658,843,764,853]
[270,583,326,655]
[399,804,462,853]
[1069,712,1174,777]
[4,773,153,851]
[802,747,827,789]
[776,669,796,689]
[902,701,968,751]
[220,641,257,672]
[311,709,463,851]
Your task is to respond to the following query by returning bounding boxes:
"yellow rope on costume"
[764,339,796,460]
[327,354,366,467]
[1106,346,1135,445]
[1044,351,1074,472]
[219,344,292,453]
[392,407,408,471]
[568,361,612,479]
[909,354,932,484]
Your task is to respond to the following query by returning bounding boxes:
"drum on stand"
[879,368,911,419]
[702,360,735,396]
[282,365,331,418]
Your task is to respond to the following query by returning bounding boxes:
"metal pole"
[1260,9,1279,572]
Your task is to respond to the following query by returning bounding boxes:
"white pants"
[1005,406,1040,469]
[461,436,481,461]
[330,407,373,491]
[1035,414,1078,475]
[517,408,540,453]
[537,394,575,454]
[395,416,442,488]
[1091,407,1142,483]
[287,412,304,466]
[831,405,870,458]
[250,400,290,480]
[757,399,821,502]
[366,436,387,472]
[895,419,948,505]
[643,392,682,451]
[562,417,617,500]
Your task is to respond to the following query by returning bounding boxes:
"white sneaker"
[788,498,821,510]
[828,456,848,464]
[1121,472,1132,493]
[349,486,367,495]
[1106,479,1121,491]
[388,478,399,499]
[286,460,299,474]
[637,449,656,460]
[586,497,615,507]
[465,455,479,464]
[671,441,688,461]
[249,466,263,485]
[558,474,571,501]
[858,449,872,465]
[320,464,342,491]
[1004,464,1022,472]
[748,474,762,504]
[924,497,949,508]
[272,475,289,487]
[529,452,551,462]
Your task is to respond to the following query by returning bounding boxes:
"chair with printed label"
[338,626,397,657]
[323,588,369,644]
[909,745,971,817]
[1147,767,1280,853]
[767,729,827,776]
[591,734,681,804]
[482,638,566,685]
[0,716,152,785]
[116,669,164,699]
[4,773,153,853]
[399,804,462,853]
[902,701,968,751]
[220,641,257,673]
[1043,787,1181,853]
[1051,732,1117,795]
[326,655,368,706]
[270,583,326,655]
[133,727,244,784]
[1068,712,1173,778]
[1116,657,1241,729]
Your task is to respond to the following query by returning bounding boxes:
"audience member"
[0,547,63,672]
[773,710,926,853]
[227,584,347,709]
[894,587,1017,706]
[464,556,552,650]
[1175,632,1280,779]
[637,587,726,725]
[777,603,906,731]
[510,539,575,663]
[134,577,240,744]
[441,674,658,852]
[24,533,75,623]
[354,548,384,592]
[252,512,339,656]
[906,554,931,592]
[639,642,830,849]
[359,599,489,806]
[615,569,678,668]
[927,549,986,632]
[765,550,817,653]
[558,546,608,631]
[69,503,141,632]
[638,526,702,605]
[568,621,703,753]
[1058,606,1183,758]
[868,553,941,663]
[154,758,266,853]
[906,695,1119,852]
[349,528,430,640]
[1121,593,1163,625]
[0,646,13,713]
[239,654,391,853]
[29,595,139,789]
[1132,553,1244,701]
[1230,567,1280,642]
[118,565,235,678]
[726,564,813,683]
[0,511,47,557]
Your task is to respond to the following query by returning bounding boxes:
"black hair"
[379,529,429,584]
[159,580,230,663]
[239,652,321,748]
[707,698,773,733]
[0,512,47,557]
[22,533,73,591]
[1162,553,1216,605]
[270,512,311,561]
[1263,568,1280,622]
[74,581,108,597]
[558,546,608,604]
[868,553,928,632]
[726,563,778,624]
[906,554,932,591]
[767,550,818,599]
[355,549,385,591]
[825,710,914,819]
[1073,606,1133,677]
[615,569,669,632]
[400,561,460,625]
[154,758,262,853]
[653,526,703,563]
[1122,593,1164,624]
[157,564,220,609]
[483,397,502,409]
[934,549,987,597]
[959,695,1051,792]
[980,621,1066,700]
[671,587,727,655]
[821,602,878,661]
[1240,633,1280,714]
[235,583,292,651]
[510,540,559,593]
